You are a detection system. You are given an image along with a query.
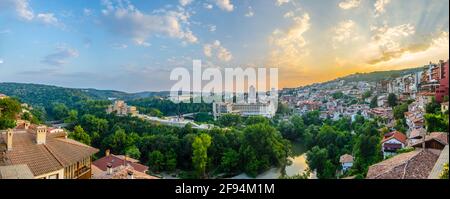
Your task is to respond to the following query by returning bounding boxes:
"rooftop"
[366,149,439,179]
[92,154,148,173]
[0,129,99,177]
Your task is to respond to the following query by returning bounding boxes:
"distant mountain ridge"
[0,82,168,110]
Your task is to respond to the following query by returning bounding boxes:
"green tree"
[370,96,378,108]
[220,149,240,174]
[165,150,178,172]
[52,103,69,120]
[64,110,78,124]
[387,93,398,107]
[426,97,441,114]
[218,114,242,127]
[425,113,449,132]
[125,145,141,160]
[306,146,335,179]
[148,150,165,173]
[102,128,133,154]
[245,115,269,125]
[192,133,212,178]
[393,103,409,120]
[69,125,91,145]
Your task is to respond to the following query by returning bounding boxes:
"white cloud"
[283,11,294,18]
[0,59,3,64]
[36,13,59,26]
[338,0,360,10]
[111,43,128,49]
[215,0,234,12]
[245,6,254,17]
[203,40,233,62]
[0,0,34,20]
[332,20,359,48]
[42,45,79,66]
[203,3,213,10]
[276,0,290,6]
[374,0,391,17]
[363,23,416,64]
[208,25,217,32]
[179,0,194,7]
[269,13,311,63]
[100,0,198,45]
[83,8,93,16]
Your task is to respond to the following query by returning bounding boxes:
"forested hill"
[333,66,423,83]
[0,82,167,109]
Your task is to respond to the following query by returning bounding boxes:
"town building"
[435,61,449,103]
[91,164,159,179]
[213,101,277,119]
[339,154,354,173]
[366,149,439,179]
[0,125,99,179]
[92,150,149,174]
[441,102,449,113]
[381,131,407,158]
[106,100,138,116]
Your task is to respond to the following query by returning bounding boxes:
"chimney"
[127,170,134,179]
[105,149,110,156]
[36,125,47,144]
[107,163,113,175]
[6,129,13,151]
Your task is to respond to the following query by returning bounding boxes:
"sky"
[0,0,449,92]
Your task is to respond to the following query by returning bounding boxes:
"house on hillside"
[339,154,354,173]
[366,149,439,179]
[381,131,407,158]
[92,150,148,174]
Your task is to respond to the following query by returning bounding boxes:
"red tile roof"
[1,129,98,176]
[92,154,148,173]
[366,149,439,179]
[382,131,407,145]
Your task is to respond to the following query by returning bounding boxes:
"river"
[230,142,316,179]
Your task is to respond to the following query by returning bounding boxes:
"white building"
[106,100,138,116]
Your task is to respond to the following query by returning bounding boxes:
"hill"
[0,82,167,110]
[334,67,423,83]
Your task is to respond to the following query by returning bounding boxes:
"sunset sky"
[0,0,449,92]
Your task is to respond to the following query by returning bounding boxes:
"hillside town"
[278,60,449,179]
[0,60,449,180]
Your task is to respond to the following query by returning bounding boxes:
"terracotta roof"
[0,164,34,179]
[412,132,448,147]
[382,131,407,145]
[409,128,426,139]
[91,165,159,179]
[366,149,439,179]
[1,129,98,177]
[92,154,148,173]
[339,154,354,163]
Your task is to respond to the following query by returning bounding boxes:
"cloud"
[374,0,391,17]
[36,13,59,26]
[332,20,359,48]
[215,0,234,12]
[208,25,217,32]
[100,0,198,45]
[0,59,3,64]
[111,43,128,49]
[364,23,417,64]
[203,40,233,62]
[83,8,93,16]
[269,13,311,66]
[0,0,34,20]
[41,46,79,66]
[276,0,290,6]
[338,0,360,10]
[245,6,254,17]
[203,3,213,10]
[179,0,194,7]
